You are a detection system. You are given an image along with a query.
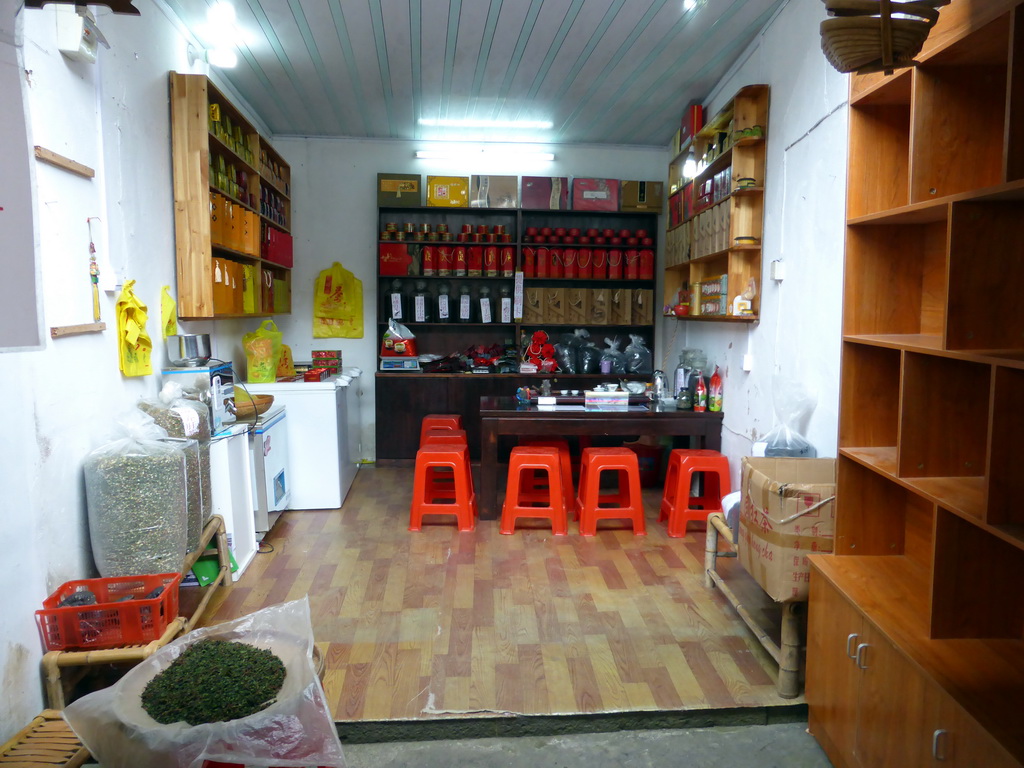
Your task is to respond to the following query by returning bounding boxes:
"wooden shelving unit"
[806,4,1024,767]
[169,73,292,320]
[375,204,658,460]
[663,84,768,320]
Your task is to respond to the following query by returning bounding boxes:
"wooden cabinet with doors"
[169,73,293,319]
[663,84,767,321]
[806,3,1024,766]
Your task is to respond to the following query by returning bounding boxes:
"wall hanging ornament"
[819,0,949,76]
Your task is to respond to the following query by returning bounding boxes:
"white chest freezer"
[244,368,361,510]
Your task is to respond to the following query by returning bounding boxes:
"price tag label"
[414,295,426,322]
[501,297,512,323]
[391,293,403,318]
[480,299,492,324]
[459,293,471,321]
[438,294,450,319]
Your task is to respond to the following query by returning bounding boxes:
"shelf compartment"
[932,508,1024,639]
[911,26,1009,203]
[842,219,948,337]
[946,201,1024,350]
[988,366,1024,535]
[847,100,911,218]
[839,341,900,450]
[836,456,935,578]
[899,353,990,481]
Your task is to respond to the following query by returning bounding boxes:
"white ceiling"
[165,0,785,148]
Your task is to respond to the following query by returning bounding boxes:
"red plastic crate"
[35,573,181,652]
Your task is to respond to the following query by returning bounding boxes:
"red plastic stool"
[419,415,463,447]
[500,446,568,535]
[575,447,646,536]
[409,443,476,532]
[422,428,468,446]
[517,437,574,512]
[659,449,731,537]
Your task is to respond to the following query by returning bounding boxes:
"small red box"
[35,573,181,652]
[262,227,293,267]
[378,243,415,276]
[680,102,704,145]
[522,176,569,209]
[304,367,330,381]
[572,178,619,212]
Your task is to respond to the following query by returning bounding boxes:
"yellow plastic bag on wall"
[116,279,152,377]
[160,286,178,338]
[313,262,363,338]
[243,319,283,382]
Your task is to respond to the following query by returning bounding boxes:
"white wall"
[670,0,849,485]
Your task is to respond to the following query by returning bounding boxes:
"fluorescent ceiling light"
[414,148,555,161]
[419,118,553,130]
[683,0,698,9]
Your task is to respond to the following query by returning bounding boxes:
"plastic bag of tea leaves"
[64,596,346,768]
[138,383,213,553]
[84,410,188,577]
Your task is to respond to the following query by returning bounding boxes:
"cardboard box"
[590,287,608,324]
[633,288,653,325]
[522,176,569,209]
[572,178,619,211]
[378,243,419,276]
[523,287,544,324]
[377,173,421,206]
[426,176,469,207]
[620,180,664,212]
[544,287,566,324]
[566,287,591,325]
[739,457,837,603]
[470,175,518,208]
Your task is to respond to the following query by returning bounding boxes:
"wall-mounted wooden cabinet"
[807,4,1024,767]
[169,73,293,320]
[663,84,768,322]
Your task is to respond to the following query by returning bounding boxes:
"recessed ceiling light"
[418,118,553,130]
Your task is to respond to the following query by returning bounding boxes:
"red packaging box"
[522,176,569,210]
[572,178,619,212]
[304,367,330,382]
[262,226,293,267]
[680,102,704,145]
[378,243,416,276]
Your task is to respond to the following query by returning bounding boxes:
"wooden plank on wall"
[33,146,95,178]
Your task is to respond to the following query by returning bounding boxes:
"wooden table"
[478,396,724,520]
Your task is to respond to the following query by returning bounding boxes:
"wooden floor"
[199,465,800,723]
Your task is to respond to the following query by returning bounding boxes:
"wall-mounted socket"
[770,260,785,281]
[742,353,753,371]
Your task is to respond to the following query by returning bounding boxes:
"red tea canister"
[549,247,563,278]
[607,249,624,279]
[562,245,578,279]
[536,245,550,278]
[421,245,436,276]
[625,238,640,280]
[639,238,654,279]
[591,247,608,279]
[522,245,537,277]
[484,245,499,276]
[577,242,593,278]
[468,245,483,276]
[500,246,515,276]
[440,245,455,276]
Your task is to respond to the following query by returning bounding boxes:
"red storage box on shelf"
[261,227,293,267]
[35,573,181,652]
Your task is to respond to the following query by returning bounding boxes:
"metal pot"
[169,334,212,367]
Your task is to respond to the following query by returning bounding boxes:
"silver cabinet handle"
[855,642,869,670]
[846,633,859,659]
[932,729,948,761]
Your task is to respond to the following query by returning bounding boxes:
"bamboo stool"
[704,511,803,699]
[41,515,231,709]
[0,710,90,768]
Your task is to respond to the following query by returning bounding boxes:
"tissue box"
[584,390,629,410]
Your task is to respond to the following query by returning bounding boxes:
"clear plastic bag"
[84,410,188,577]
[138,383,212,553]
[600,336,627,375]
[763,374,818,458]
[624,334,652,374]
[64,597,346,768]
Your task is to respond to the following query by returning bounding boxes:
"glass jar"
[412,280,431,323]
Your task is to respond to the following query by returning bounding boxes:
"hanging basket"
[820,0,949,75]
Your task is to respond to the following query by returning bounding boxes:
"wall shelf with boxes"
[806,5,1024,767]
[169,72,294,320]
[663,84,768,322]
[375,175,660,461]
